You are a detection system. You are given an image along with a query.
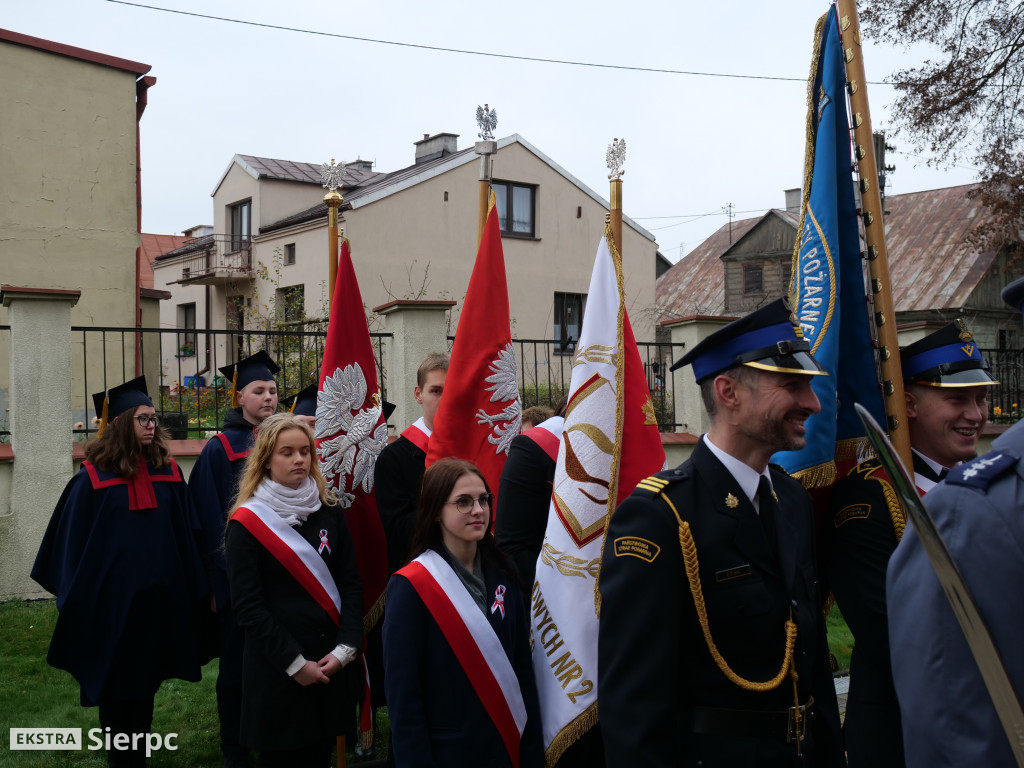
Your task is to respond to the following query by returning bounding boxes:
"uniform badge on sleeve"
[613,536,661,563]
[834,503,871,527]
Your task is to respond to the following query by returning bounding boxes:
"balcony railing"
[170,235,253,285]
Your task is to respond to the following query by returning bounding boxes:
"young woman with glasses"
[383,458,543,768]
[31,376,209,768]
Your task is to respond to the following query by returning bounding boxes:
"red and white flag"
[315,238,390,629]
[426,197,520,495]
[531,223,665,763]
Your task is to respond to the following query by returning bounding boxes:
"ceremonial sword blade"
[854,403,1024,767]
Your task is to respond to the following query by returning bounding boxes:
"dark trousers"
[98,698,155,768]
[216,595,248,760]
[256,743,331,768]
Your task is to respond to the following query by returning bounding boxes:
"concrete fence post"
[665,315,736,438]
[0,286,81,599]
[372,300,456,433]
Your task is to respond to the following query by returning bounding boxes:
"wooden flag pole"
[321,158,345,311]
[835,0,913,470]
[475,105,498,247]
[608,138,625,253]
[326,189,342,311]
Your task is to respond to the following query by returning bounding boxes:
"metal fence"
[468,337,683,432]
[982,348,1024,423]
[70,325,391,440]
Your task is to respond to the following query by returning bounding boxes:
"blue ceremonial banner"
[773,6,885,485]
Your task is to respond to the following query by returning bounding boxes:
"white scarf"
[253,476,321,527]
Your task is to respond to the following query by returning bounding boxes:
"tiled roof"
[258,147,476,234]
[656,183,999,319]
[656,215,761,320]
[139,233,188,287]
[152,234,214,261]
[234,155,382,187]
[884,184,997,311]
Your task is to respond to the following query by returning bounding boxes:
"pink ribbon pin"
[490,584,506,619]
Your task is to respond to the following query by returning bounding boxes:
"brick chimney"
[414,133,459,164]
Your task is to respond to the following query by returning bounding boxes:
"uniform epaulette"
[848,455,883,478]
[946,450,1018,492]
[632,467,689,499]
[768,462,790,477]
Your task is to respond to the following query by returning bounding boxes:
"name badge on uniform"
[715,564,751,582]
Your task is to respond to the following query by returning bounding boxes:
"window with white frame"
[492,180,536,237]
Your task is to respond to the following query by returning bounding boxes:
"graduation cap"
[92,375,153,434]
[901,320,998,388]
[282,383,398,422]
[670,297,827,383]
[219,350,280,408]
[281,384,317,417]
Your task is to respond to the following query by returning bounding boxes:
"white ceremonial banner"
[531,230,621,762]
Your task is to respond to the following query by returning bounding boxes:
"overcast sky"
[7,0,979,263]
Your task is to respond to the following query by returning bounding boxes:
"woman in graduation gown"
[31,376,209,768]
[383,458,543,768]
[225,413,363,768]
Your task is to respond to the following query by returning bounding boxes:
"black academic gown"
[191,408,258,605]
[824,452,941,768]
[598,440,843,767]
[225,503,363,752]
[31,459,208,706]
[374,435,427,574]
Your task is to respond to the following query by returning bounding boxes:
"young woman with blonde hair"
[225,413,363,767]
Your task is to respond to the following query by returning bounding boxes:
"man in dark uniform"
[599,298,844,767]
[887,277,1024,767]
[824,320,997,767]
[374,351,447,574]
[495,395,566,593]
[191,350,279,768]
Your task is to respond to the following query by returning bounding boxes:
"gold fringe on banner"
[545,701,599,768]
[363,592,385,636]
[792,460,836,490]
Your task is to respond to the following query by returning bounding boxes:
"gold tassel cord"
[230,370,239,409]
[878,478,907,541]
[663,492,796,691]
[98,395,109,437]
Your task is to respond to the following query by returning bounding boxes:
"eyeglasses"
[134,415,159,427]
[446,493,493,514]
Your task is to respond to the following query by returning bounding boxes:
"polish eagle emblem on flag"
[314,363,388,508]
[475,341,522,455]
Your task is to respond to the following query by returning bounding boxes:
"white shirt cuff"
[285,654,306,676]
[330,644,357,667]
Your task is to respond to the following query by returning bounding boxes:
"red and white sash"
[398,549,527,766]
[522,415,564,463]
[400,417,431,454]
[231,499,341,626]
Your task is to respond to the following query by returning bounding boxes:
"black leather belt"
[689,697,815,743]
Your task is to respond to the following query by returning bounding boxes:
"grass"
[826,604,854,672]
[2,598,854,766]
[0,600,388,767]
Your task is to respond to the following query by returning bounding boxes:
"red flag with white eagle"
[315,237,389,630]
[425,194,521,495]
